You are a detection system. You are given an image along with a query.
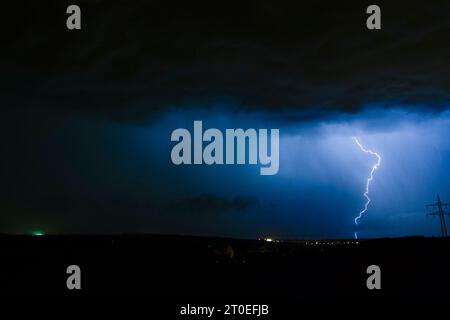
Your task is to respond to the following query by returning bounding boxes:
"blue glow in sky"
[128,107,450,238]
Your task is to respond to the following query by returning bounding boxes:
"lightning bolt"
[353,137,381,226]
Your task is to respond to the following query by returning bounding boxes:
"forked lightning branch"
[353,137,381,225]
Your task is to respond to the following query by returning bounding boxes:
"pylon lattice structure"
[426,195,450,237]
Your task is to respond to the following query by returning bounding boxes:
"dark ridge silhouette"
[1,234,449,301]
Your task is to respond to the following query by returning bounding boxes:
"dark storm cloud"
[172,194,259,215]
[2,0,450,122]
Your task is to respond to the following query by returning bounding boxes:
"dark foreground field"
[1,234,449,302]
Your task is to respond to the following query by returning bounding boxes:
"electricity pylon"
[426,195,450,237]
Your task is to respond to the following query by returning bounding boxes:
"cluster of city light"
[305,240,359,246]
[257,238,359,245]
[31,230,45,236]
[257,237,281,243]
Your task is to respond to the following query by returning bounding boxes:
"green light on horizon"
[31,230,45,236]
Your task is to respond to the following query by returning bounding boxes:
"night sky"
[1,0,450,238]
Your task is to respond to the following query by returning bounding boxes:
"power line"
[426,195,450,237]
